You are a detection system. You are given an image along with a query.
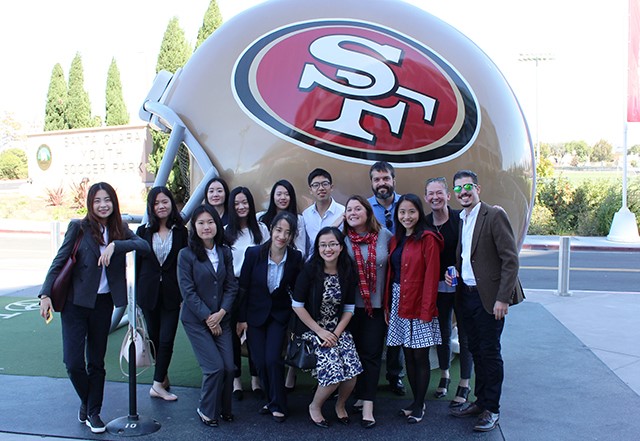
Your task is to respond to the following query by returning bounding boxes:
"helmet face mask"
[143,0,533,245]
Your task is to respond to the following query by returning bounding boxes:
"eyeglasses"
[384,209,393,229]
[453,183,476,193]
[310,181,331,190]
[318,242,341,250]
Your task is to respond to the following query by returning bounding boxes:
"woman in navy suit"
[136,186,188,401]
[39,182,150,434]
[237,211,303,422]
[178,205,238,428]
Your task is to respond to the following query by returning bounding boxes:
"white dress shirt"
[459,203,481,286]
[301,198,345,255]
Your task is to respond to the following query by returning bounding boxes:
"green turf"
[0,296,470,400]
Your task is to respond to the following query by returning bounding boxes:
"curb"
[522,243,640,253]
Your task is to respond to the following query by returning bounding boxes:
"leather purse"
[50,227,83,312]
[119,306,155,376]
[284,334,317,370]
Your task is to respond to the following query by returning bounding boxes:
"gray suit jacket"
[177,246,238,326]
[40,219,150,309]
[456,202,520,314]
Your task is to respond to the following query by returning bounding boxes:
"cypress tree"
[149,18,193,202]
[195,0,223,50]
[105,58,129,126]
[44,64,68,131]
[66,53,95,129]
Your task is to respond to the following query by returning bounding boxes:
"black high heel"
[434,377,450,398]
[449,385,471,408]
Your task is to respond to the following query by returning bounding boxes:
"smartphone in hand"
[45,308,53,324]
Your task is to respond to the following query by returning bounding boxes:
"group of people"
[38,163,521,434]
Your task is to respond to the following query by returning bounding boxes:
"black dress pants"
[61,294,113,416]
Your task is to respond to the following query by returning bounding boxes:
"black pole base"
[106,414,161,437]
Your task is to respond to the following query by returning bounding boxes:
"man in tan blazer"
[446,170,520,433]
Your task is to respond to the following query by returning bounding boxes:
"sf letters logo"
[298,35,437,144]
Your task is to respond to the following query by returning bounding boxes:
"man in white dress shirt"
[301,168,345,256]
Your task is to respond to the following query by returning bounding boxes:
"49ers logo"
[232,20,480,165]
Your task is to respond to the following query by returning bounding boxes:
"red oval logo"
[233,20,480,165]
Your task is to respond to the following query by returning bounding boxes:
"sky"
[1,0,638,148]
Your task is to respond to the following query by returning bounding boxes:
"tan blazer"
[456,202,520,314]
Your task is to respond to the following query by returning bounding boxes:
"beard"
[373,185,394,200]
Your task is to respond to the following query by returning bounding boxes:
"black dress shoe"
[259,405,270,415]
[337,416,350,425]
[232,389,244,401]
[434,377,450,398]
[389,378,406,396]
[197,408,219,427]
[361,419,376,429]
[272,414,286,423]
[220,413,234,422]
[450,402,483,418]
[310,417,329,428]
[473,410,499,432]
[449,386,471,408]
[253,387,265,400]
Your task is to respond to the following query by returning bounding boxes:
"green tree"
[0,148,28,179]
[105,58,129,126]
[66,53,95,129]
[629,144,640,155]
[44,63,68,131]
[150,18,193,202]
[195,0,223,50]
[591,139,614,163]
[536,156,555,178]
[566,140,591,164]
[1,112,24,149]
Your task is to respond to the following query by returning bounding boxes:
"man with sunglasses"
[447,170,519,433]
[366,161,405,396]
[302,168,345,256]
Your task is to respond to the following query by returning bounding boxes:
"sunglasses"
[453,183,476,193]
[384,209,393,229]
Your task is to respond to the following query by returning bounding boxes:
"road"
[519,248,640,292]
[1,232,639,295]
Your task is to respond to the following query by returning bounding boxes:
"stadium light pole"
[519,53,554,164]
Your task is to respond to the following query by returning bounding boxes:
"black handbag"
[285,334,317,370]
[50,227,83,312]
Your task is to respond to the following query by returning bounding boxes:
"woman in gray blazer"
[39,182,150,434]
[178,205,238,428]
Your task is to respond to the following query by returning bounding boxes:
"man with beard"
[447,170,520,432]
[366,161,405,396]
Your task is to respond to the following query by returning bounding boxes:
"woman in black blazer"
[237,212,303,422]
[178,205,238,428]
[136,186,188,401]
[39,182,150,434]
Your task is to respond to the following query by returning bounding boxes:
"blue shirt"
[368,193,401,234]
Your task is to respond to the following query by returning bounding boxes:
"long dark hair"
[203,176,230,214]
[226,186,264,245]
[310,226,355,284]
[342,194,381,235]
[394,193,432,241]
[85,182,124,245]
[259,179,299,227]
[146,186,184,233]
[188,205,225,262]
[258,211,298,259]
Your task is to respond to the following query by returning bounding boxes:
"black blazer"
[40,219,150,309]
[291,262,357,335]
[135,224,188,311]
[237,245,303,327]
[177,245,238,326]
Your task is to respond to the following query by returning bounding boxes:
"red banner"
[629,0,640,121]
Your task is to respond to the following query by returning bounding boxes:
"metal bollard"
[50,221,61,256]
[557,236,572,296]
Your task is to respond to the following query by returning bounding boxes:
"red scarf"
[348,230,377,317]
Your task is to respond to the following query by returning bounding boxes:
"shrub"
[0,148,28,179]
[45,186,64,206]
[528,204,556,235]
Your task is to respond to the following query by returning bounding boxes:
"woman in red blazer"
[383,193,443,424]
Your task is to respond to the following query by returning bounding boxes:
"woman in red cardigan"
[384,193,443,424]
